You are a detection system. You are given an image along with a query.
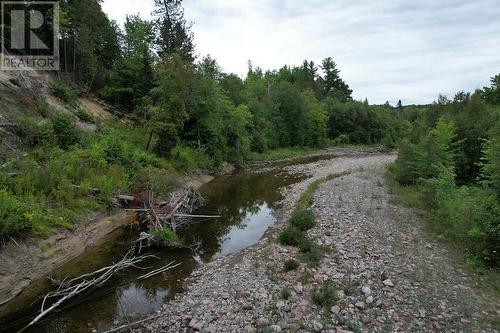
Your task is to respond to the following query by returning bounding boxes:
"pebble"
[189,318,203,331]
[312,320,324,332]
[269,325,282,332]
[330,305,341,315]
[355,301,365,309]
[382,279,395,287]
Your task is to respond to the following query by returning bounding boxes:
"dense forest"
[0,0,499,267]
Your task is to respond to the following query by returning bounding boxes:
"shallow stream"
[0,154,334,333]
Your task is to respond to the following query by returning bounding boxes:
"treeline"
[51,0,405,165]
[389,75,500,267]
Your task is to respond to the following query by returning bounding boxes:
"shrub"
[312,281,338,307]
[18,117,57,148]
[280,288,291,300]
[152,227,183,247]
[76,108,96,123]
[50,113,80,149]
[35,100,51,117]
[298,239,325,266]
[290,209,316,231]
[481,120,500,197]
[49,80,79,107]
[283,259,299,272]
[278,226,305,246]
[0,189,70,237]
[170,145,215,172]
[132,166,177,197]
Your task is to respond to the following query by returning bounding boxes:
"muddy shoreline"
[0,172,217,308]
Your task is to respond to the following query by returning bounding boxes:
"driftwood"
[101,313,164,333]
[131,186,213,232]
[136,261,182,280]
[19,249,180,332]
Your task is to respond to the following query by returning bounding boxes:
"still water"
[0,155,332,333]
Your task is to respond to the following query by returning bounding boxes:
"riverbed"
[0,154,336,333]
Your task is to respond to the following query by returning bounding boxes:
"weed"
[49,80,79,108]
[283,259,299,272]
[280,288,291,300]
[151,227,183,247]
[312,281,338,307]
[290,209,316,231]
[278,226,305,246]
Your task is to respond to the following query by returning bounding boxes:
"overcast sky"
[101,0,500,105]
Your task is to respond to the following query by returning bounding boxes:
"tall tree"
[60,0,120,91]
[100,15,155,112]
[153,0,194,62]
[149,54,194,156]
[321,57,352,101]
[482,74,500,105]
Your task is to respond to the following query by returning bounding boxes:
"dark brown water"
[0,155,332,333]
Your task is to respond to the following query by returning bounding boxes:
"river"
[0,154,334,333]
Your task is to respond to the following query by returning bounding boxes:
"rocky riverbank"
[127,151,498,333]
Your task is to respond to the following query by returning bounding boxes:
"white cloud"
[101,0,500,104]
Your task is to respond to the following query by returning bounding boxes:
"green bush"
[0,189,71,237]
[290,209,316,231]
[152,227,183,247]
[481,120,500,197]
[132,166,177,197]
[280,288,291,300]
[50,113,81,149]
[298,239,325,266]
[170,145,215,172]
[49,80,79,107]
[278,226,305,246]
[312,281,338,307]
[391,110,500,267]
[76,108,96,123]
[392,119,457,185]
[18,118,57,148]
[283,259,299,272]
[426,174,500,266]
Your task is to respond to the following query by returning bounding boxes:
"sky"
[101,0,500,105]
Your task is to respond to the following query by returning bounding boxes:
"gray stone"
[361,286,372,296]
[312,320,324,332]
[188,318,203,331]
[270,325,282,332]
[383,279,395,287]
[330,305,341,315]
[355,301,365,309]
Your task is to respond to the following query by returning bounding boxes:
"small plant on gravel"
[280,288,292,300]
[290,209,316,231]
[299,272,312,284]
[340,277,360,296]
[283,259,300,271]
[278,226,305,246]
[301,243,325,266]
[312,281,339,307]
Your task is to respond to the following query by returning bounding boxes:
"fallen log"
[19,250,160,332]
[137,261,182,280]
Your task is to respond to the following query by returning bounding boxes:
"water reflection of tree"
[181,169,301,261]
